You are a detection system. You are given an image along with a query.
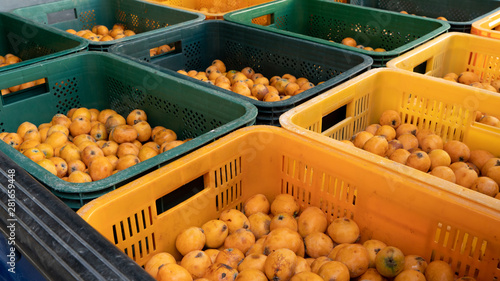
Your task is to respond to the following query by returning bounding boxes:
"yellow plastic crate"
[386,32,500,85]
[472,9,500,40]
[280,68,500,200]
[78,126,500,280]
[147,0,348,19]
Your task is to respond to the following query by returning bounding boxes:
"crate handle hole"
[252,13,274,26]
[149,41,182,61]
[1,78,48,106]
[47,8,77,24]
[321,104,348,134]
[155,175,205,216]
[413,59,430,75]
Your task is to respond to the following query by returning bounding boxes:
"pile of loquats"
[399,11,448,21]
[1,107,187,183]
[0,53,45,95]
[474,110,500,128]
[66,23,136,42]
[177,59,322,102]
[337,37,386,52]
[196,4,240,18]
[334,11,448,52]
[0,53,22,67]
[144,193,476,281]
[198,6,221,13]
[442,71,500,94]
[150,44,175,57]
[345,110,500,199]
[198,6,224,15]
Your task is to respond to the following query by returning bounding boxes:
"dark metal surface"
[0,150,155,281]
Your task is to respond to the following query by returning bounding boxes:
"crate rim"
[439,6,500,27]
[223,0,451,59]
[412,6,500,29]
[279,67,500,211]
[0,51,258,194]
[10,0,206,48]
[0,11,89,73]
[108,19,374,109]
[472,8,500,37]
[386,31,500,75]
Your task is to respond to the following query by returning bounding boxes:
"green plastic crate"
[109,20,373,125]
[0,12,87,73]
[0,52,257,209]
[12,0,205,52]
[224,0,450,67]
[350,0,500,33]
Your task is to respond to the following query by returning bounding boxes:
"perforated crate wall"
[350,0,500,33]
[12,0,204,51]
[224,0,449,67]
